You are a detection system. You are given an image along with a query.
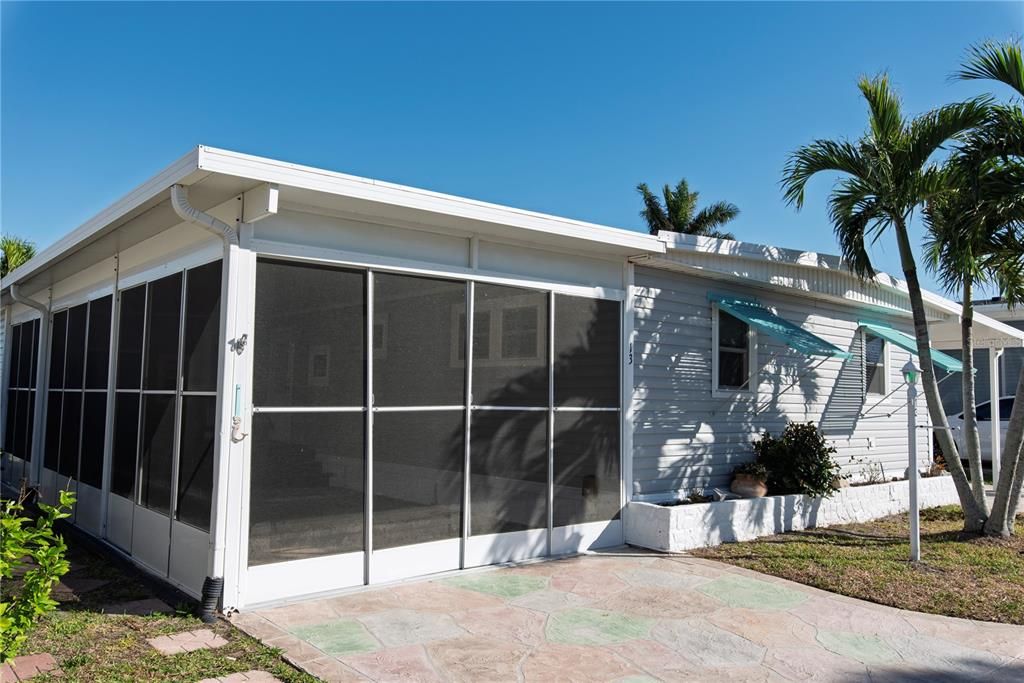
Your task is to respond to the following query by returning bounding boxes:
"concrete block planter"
[624,475,958,553]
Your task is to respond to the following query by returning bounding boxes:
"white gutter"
[9,285,50,486]
[170,184,242,618]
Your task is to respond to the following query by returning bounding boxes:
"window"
[454,289,545,369]
[863,331,887,396]
[713,305,755,393]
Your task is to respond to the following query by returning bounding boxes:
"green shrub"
[0,488,75,663]
[733,461,769,480]
[752,423,842,498]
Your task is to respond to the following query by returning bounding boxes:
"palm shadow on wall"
[450,297,622,543]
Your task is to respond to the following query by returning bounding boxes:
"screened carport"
[245,256,624,601]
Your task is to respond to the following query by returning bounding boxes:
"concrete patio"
[230,551,1024,682]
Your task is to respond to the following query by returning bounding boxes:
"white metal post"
[989,347,1003,486]
[906,370,920,563]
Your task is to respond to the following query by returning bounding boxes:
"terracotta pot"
[731,474,768,498]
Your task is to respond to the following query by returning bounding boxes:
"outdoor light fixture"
[902,360,921,386]
[902,359,922,562]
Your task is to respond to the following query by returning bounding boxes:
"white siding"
[632,266,931,499]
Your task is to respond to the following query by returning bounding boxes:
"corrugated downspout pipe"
[9,284,50,490]
[170,184,239,622]
[170,184,239,246]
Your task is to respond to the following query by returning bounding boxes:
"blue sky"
[2,2,1020,295]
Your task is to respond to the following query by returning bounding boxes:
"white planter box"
[624,476,959,553]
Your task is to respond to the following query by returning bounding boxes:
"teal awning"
[860,321,963,373]
[710,294,851,359]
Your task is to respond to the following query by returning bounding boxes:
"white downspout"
[170,184,244,620]
[9,284,50,488]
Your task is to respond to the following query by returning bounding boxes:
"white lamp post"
[903,359,921,563]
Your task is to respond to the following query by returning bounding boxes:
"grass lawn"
[5,529,318,683]
[692,506,1024,625]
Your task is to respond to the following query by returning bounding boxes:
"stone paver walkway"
[232,551,1024,682]
[148,628,229,655]
[197,671,282,683]
[0,654,61,682]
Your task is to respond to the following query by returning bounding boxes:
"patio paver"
[148,628,229,655]
[0,654,61,682]
[234,550,1024,681]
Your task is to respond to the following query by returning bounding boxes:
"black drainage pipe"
[200,576,224,623]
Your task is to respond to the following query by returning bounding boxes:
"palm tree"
[637,178,739,239]
[780,74,992,531]
[952,40,1024,537]
[1,235,36,277]
[924,188,998,511]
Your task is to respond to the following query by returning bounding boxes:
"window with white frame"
[452,294,544,366]
[713,305,756,393]
[863,331,887,396]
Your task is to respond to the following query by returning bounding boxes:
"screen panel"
[253,259,365,407]
[44,392,62,471]
[85,296,113,389]
[183,262,222,392]
[373,410,463,549]
[4,390,17,455]
[7,324,21,387]
[80,393,107,488]
[64,304,88,390]
[11,391,28,462]
[57,392,82,479]
[176,396,216,531]
[49,311,68,389]
[471,284,548,407]
[144,274,183,391]
[372,273,465,407]
[553,411,621,527]
[28,320,40,388]
[111,393,140,498]
[553,296,620,408]
[249,412,364,565]
[22,391,35,464]
[138,394,176,514]
[117,286,146,389]
[470,410,547,535]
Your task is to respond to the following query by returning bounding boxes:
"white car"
[947,396,1014,464]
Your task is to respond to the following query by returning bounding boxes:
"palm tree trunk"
[984,366,1024,536]
[894,219,988,531]
[959,279,987,505]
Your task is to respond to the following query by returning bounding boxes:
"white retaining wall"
[624,475,959,552]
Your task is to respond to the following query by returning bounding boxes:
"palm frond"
[955,40,1024,98]
[636,182,671,235]
[826,177,883,279]
[906,96,993,171]
[0,235,36,278]
[859,74,904,144]
[690,202,740,235]
[781,139,871,208]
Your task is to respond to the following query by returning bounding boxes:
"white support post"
[621,262,635,507]
[989,347,1003,487]
[903,360,921,563]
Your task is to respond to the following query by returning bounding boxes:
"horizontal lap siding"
[632,267,931,498]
